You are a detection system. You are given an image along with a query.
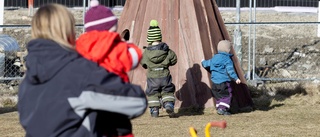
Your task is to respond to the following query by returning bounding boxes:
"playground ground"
[1,103,320,137]
[1,82,319,137]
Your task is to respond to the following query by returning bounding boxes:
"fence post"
[88,0,91,7]
[28,0,34,16]
[234,0,242,66]
[0,0,3,32]
[248,0,252,80]
[318,1,320,37]
[83,0,87,32]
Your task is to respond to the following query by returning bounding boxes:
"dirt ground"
[0,8,320,137]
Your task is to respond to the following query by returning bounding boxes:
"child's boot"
[164,101,175,117]
[217,108,231,115]
[150,107,159,118]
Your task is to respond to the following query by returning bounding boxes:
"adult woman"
[18,4,147,137]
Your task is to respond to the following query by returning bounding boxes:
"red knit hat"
[84,0,118,32]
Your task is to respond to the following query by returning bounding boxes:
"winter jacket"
[201,51,239,84]
[18,39,147,137]
[140,42,177,78]
[76,30,142,82]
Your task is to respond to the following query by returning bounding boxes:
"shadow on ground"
[174,106,207,117]
[250,83,307,111]
[175,64,212,117]
[0,106,17,114]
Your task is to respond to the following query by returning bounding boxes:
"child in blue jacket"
[201,40,241,115]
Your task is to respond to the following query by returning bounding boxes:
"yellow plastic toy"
[189,120,227,137]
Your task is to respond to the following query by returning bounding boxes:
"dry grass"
[1,103,320,137]
[1,82,319,137]
[2,82,318,137]
[1,84,319,136]
[132,105,320,137]
[0,107,23,137]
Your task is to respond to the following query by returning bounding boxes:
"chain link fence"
[4,0,320,8]
[4,0,126,8]
[223,8,320,91]
[227,23,320,80]
[216,0,319,7]
[0,1,319,93]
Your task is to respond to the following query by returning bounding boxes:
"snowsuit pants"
[211,82,232,110]
[145,75,175,107]
[96,111,133,137]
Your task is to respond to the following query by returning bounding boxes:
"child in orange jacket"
[76,0,142,136]
[76,0,142,83]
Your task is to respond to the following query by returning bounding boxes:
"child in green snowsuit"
[140,20,177,118]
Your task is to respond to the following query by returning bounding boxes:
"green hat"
[147,20,162,45]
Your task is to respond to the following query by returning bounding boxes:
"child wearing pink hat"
[76,0,143,137]
[77,0,142,83]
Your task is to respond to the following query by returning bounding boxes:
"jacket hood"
[145,42,169,63]
[218,51,233,57]
[25,39,78,84]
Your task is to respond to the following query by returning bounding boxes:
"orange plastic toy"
[189,121,227,137]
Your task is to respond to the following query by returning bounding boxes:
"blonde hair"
[31,3,76,49]
[217,40,231,53]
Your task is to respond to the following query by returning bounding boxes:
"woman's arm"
[68,69,147,119]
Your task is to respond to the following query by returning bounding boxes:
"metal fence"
[5,0,126,8]
[0,0,319,92]
[4,0,320,8]
[226,23,320,81]
[221,2,320,88]
[216,0,319,7]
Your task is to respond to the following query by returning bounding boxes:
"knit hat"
[217,40,231,53]
[84,0,118,32]
[147,20,162,45]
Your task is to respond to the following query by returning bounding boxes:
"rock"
[279,69,291,77]
[293,52,306,57]
[21,16,30,20]
[259,57,266,65]
[263,45,274,53]
[301,64,312,70]
[312,80,320,84]
[13,29,21,33]
[307,46,319,52]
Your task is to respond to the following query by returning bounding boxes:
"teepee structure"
[117,0,253,110]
